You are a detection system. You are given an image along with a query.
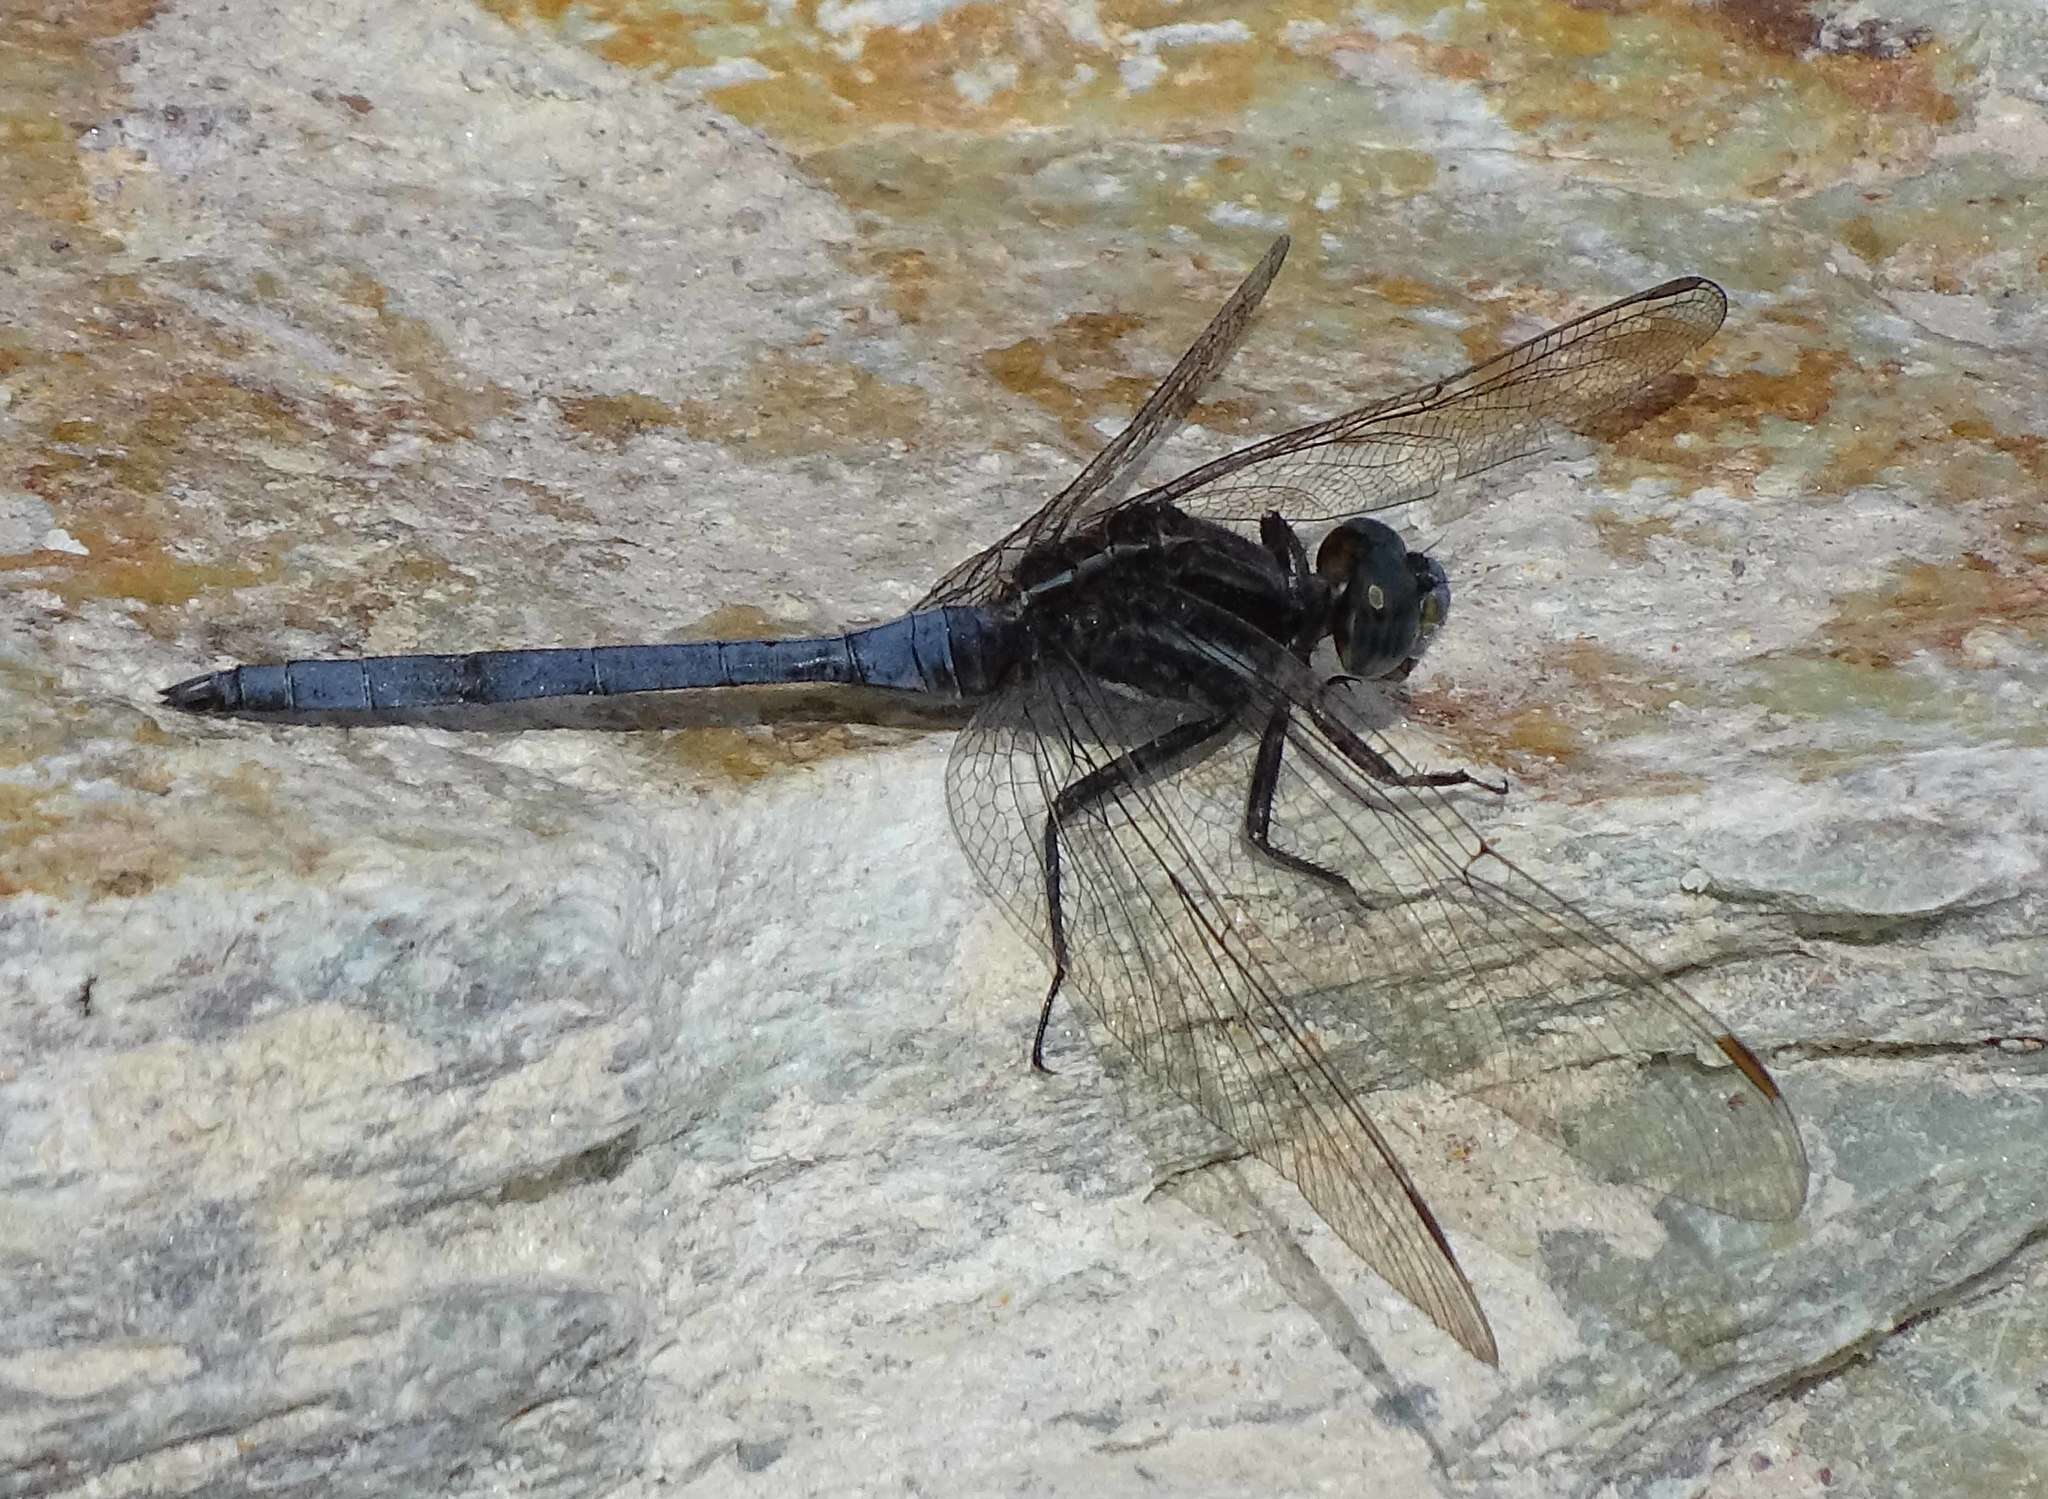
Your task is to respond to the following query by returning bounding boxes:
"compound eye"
[1314,525,1360,583]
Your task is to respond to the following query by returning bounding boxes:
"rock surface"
[2,1,2043,1495]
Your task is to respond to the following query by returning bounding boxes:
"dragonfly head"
[1315,517,1451,680]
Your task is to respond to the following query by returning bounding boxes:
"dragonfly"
[164,235,1808,1365]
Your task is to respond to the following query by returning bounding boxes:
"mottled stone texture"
[3,1,2043,1496]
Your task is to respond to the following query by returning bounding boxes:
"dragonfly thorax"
[1314,517,1452,681]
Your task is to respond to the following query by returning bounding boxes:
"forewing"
[946,658,1500,1364]
[1132,276,1727,525]
[917,235,1291,609]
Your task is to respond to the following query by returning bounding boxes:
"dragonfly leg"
[1034,711,1236,1072]
[1308,681,1509,796]
[1243,706,1366,900]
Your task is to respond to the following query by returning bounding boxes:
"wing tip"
[1714,1032,1811,1220]
[1715,1032,1781,1100]
[1464,1320,1502,1367]
[1641,274,1730,332]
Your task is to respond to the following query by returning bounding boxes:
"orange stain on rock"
[1824,553,2048,669]
[10,366,313,607]
[1497,701,1584,764]
[1792,382,2048,517]
[4,755,352,901]
[556,392,681,444]
[680,353,932,456]
[0,784,63,898]
[467,0,1965,247]
[336,271,516,439]
[869,246,937,324]
[1361,273,1446,311]
[1813,42,1957,126]
[4,2,164,239]
[658,719,924,784]
[1950,419,2048,488]
[682,603,785,640]
[556,353,932,456]
[472,0,1378,149]
[0,781,191,901]
[1686,345,1849,433]
[1587,508,1681,563]
[4,212,523,629]
[980,309,1153,450]
[1412,632,1710,792]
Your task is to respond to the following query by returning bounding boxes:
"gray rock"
[3,1,2043,1496]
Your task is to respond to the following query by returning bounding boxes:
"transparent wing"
[925,268,1726,607]
[946,655,1499,1363]
[944,601,1805,1359]
[1241,678,1808,1223]
[1156,600,1804,1219]
[1135,276,1727,525]
[918,235,1291,609]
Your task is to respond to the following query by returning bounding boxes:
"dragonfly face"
[1314,516,1451,680]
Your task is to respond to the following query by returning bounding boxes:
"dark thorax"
[1004,502,1322,706]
